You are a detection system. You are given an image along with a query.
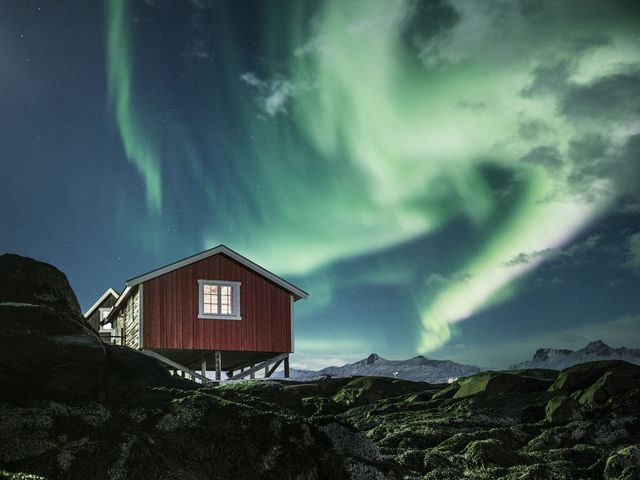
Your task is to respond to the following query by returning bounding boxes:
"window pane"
[201,282,238,316]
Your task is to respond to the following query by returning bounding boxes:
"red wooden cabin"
[97,245,308,381]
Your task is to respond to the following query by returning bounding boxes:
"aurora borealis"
[2,0,640,368]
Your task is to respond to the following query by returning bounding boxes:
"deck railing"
[99,333,123,346]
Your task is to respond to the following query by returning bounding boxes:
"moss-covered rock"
[549,361,640,394]
[604,444,640,479]
[454,371,553,399]
[577,370,630,409]
[331,376,428,406]
[546,395,582,424]
[544,444,601,469]
[507,461,575,479]
[463,438,518,467]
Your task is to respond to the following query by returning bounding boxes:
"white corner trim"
[290,294,294,353]
[197,279,242,321]
[125,245,308,300]
[107,286,132,320]
[138,283,144,349]
[83,287,120,318]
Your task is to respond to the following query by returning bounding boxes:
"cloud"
[402,0,460,67]
[625,231,640,271]
[503,248,555,267]
[520,145,563,170]
[521,35,611,98]
[521,59,574,97]
[561,67,640,120]
[563,234,601,257]
[566,132,640,203]
[425,272,471,286]
[504,234,601,269]
[517,119,550,141]
[240,72,296,117]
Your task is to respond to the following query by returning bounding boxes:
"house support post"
[250,365,255,379]
[284,356,290,379]
[201,359,207,383]
[215,351,222,381]
[140,349,211,383]
[229,353,289,381]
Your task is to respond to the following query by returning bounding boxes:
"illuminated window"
[198,280,241,320]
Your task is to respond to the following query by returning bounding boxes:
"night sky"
[2,0,639,369]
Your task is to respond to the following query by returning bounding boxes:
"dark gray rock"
[0,254,82,316]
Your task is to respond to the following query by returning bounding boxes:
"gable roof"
[125,245,309,301]
[83,288,120,318]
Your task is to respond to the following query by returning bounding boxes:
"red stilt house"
[97,245,308,381]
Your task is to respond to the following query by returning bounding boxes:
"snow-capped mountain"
[282,353,481,384]
[510,340,640,370]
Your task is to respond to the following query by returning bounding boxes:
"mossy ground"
[1,362,639,479]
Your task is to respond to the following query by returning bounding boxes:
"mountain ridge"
[281,352,481,383]
[510,340,640,370]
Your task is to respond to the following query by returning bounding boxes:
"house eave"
[83,288,120,318]
[125,244,309,300]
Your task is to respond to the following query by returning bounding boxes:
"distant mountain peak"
[583,340,613,355]
[366,353,380,364]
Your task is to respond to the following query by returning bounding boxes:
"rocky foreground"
[1,254,639,480]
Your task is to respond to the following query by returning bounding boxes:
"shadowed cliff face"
[1,255,639,480]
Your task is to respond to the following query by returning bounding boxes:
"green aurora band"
[106,0,162,215]
[106,0,639,355]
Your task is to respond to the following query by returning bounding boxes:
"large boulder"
[0,254,82,317]
[0,304,106,401]
[0,255,106,400]
[0,254,188,401]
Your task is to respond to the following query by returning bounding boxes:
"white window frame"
[197,279,241,320]
[99,307,113,331]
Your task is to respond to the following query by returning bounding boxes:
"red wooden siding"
[143,253,292,352]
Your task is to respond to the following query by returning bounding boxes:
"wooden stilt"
[140,349,211,383]
[265,359,284,378]
[284,355,290,379]
[201,358,207,383]
[265,367,269,377]
[250,364,255,379]
[229,353,289,381]
[215,351,222,381]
